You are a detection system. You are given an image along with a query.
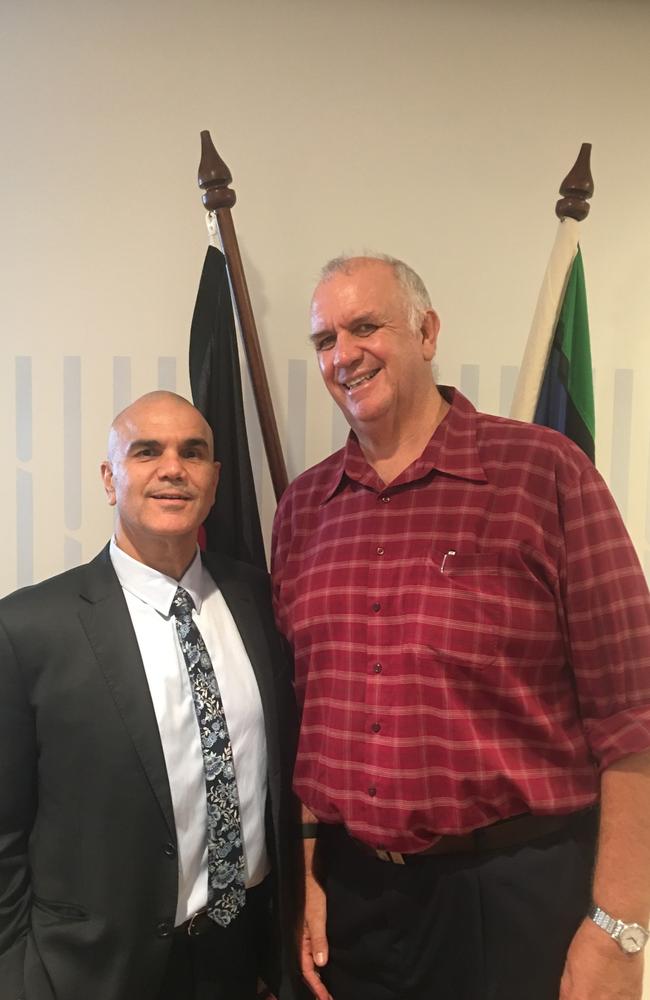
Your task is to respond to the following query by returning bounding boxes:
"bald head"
[107,391,214,463]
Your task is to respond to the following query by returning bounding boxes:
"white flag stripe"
[509,216,580,422]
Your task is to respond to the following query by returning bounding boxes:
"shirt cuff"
[585,705,650,771]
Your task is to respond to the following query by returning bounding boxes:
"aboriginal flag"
[189,246,266,569]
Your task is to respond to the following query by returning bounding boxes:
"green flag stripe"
[555,247,595,441]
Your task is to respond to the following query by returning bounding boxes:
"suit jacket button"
[156,921,172,938]
[163,842,177,858]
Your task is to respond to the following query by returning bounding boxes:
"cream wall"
[1,0,650,991]
[2,0,650,592]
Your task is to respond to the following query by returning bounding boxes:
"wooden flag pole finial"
[198,130,236,211]
[197,130,288,501]
[555,142,593,221]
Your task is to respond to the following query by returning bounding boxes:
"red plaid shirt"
[271,388,650,852]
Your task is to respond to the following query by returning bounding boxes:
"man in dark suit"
[0,391,301,1000]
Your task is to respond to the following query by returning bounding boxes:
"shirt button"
[373,663,382,673]
[371,723,381,733]
[163,842,177,858]
[368,786,377,797]
[371,602,381,612]
[380,495,391,503]
[156,921,172,938]
[376,546,384,555]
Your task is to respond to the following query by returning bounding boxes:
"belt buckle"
[187,910,205,936]
[375,849,406,864]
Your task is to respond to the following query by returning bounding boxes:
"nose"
[332,329,362,369]
[157,449,186,481]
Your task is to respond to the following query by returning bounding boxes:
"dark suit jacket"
[0,545,302,1000]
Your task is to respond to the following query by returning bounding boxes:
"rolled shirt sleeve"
[559,461,650,769]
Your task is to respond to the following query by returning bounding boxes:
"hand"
[300,871,333,1000]
[559,917,644,1000]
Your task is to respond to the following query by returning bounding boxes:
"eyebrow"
[127,437,211,454]
[309,312,378,343]
[308,328,331,344]
[182,438,211,451]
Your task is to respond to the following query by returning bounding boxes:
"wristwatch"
[589,904,650,954]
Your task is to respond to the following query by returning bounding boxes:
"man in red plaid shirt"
[271,254,650,1000]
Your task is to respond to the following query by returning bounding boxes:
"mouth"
[149,492,193,502]
[342,369,380,392]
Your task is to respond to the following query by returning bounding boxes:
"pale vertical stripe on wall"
[16,469,33,588]
[499,365,519,418]
[15,357,34,587]
[113,356,132,415]
[64,536,83,570]
[610,370,633,520]
[158,357,176,391]
[460,364,480,406]
[287,359,307,480]
[16,357,32,461]
[63,356,82,532]
[331,401,348,453]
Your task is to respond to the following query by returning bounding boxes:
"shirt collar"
[320,386,487,504]
[109,538,205,616]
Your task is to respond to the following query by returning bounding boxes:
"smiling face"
[100,392,219,575]
[310,259,440,439]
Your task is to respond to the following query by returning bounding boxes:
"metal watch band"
[590,904,620,937]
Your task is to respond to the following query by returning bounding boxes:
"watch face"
[618,925,648,954]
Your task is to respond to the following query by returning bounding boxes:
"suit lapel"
[77,547,175,836]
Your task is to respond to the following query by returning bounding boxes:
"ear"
[100,461,117,507]
[420,309,441,361]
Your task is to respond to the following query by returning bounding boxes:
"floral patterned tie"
[172,586,245,927]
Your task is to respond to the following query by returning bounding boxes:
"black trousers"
[156,880,271,1000]
[318,812,597,1000]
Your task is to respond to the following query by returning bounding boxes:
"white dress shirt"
[110,539,269,925]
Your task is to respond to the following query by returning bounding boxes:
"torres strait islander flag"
[510,217,595,461]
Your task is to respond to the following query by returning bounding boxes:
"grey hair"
[318,253,432,330]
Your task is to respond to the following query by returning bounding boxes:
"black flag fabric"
[189,245,266,570]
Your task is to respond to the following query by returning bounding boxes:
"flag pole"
[197,130,288,501]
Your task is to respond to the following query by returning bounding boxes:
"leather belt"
[348,811,588,865]
[175,909,213,936]
[174,877,269,937]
